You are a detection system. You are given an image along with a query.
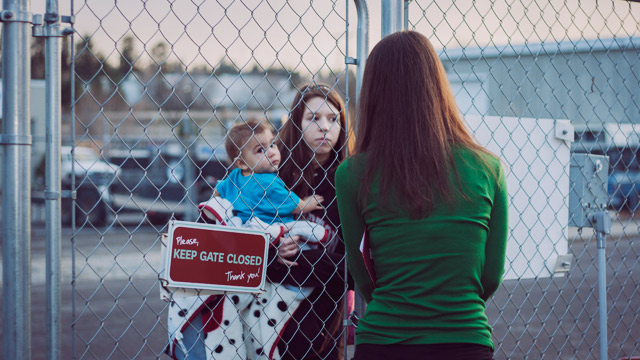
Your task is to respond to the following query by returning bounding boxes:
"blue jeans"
[174,314,207,360]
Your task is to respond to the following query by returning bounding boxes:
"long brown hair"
[355,30,491,218]
[278,83,348,196]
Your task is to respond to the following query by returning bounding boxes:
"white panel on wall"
[466,115,573,280]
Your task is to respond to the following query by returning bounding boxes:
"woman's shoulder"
[455,144,500,166]
[336,154,367,178]
[453,145,503,182]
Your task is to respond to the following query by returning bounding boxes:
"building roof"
[440,37,640,61]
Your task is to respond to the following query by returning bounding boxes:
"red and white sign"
[164,221,269,293]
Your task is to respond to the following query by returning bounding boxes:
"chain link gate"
[404,1,640,359]
[68,1,356,359]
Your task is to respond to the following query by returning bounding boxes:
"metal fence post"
[42,0,65,358]
[381,0,403,37]
[181,112,198,222]
[354,0,369,102]
[1,0,32,359]
[592,211,611,360]
[403,0,409,30]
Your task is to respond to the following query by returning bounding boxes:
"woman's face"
[300,96,342,165]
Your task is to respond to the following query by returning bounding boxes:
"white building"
[443,37,640,125]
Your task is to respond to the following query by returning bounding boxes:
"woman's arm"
[276,235,302,267]
[335,161,374,303]
[480,163,509,301]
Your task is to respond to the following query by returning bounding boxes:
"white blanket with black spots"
[164,283,302,360]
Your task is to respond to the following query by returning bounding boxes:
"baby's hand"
[300,195,324,213]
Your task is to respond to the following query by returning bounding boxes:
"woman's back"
[336,145,508,349]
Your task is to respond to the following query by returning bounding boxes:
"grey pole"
[355,0,369,101]
[181,84,198,222]
[381,0,402,37]
[1,0,33,359]
[183,113,198,222]
[395,0,403,32]
[44,0,63,358]
[403,0,409,30]
[593,211,611,360]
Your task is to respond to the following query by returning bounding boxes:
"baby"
[201,119,327,297]
[217,119,324,227]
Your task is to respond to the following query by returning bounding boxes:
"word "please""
[176,236,199,246]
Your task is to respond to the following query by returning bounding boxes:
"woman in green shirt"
[335,31,508,360]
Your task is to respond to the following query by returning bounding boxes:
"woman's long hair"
[278,83,348,196]
[355,30,490,218]
[278,84,349,356]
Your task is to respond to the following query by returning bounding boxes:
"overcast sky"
[32,0,640,73]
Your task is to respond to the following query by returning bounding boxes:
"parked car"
[107,144,229,225]
[60,146,121,226]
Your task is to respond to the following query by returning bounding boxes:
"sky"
[30,0,640,74]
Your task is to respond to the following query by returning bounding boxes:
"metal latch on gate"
[344,311,359,329]
[32,13,74,37]
[62,190,76,200]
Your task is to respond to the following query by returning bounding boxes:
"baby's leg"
[284,220,327,246]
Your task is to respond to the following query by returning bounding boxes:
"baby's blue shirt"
[216,168,300,224]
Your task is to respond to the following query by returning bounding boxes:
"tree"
[213,57,240,75]
[150,41,183,74]
[74,36,109,85]
[108,35,140,84]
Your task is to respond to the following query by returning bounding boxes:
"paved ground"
[1,211,639,359]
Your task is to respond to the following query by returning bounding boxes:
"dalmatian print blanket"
[162,195,310,359]
[162,283,303,359]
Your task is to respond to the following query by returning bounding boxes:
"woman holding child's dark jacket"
[268,83,351,360]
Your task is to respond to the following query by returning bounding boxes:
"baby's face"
[238,130,281,175]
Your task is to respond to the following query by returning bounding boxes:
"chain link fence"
[407,1,640,359]
[2,0,639,359]
[67,1,353,359]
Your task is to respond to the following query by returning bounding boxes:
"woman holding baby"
[169,83,350,360]
[272,83,350,360]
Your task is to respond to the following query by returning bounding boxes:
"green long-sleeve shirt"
[335,146,508,349]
